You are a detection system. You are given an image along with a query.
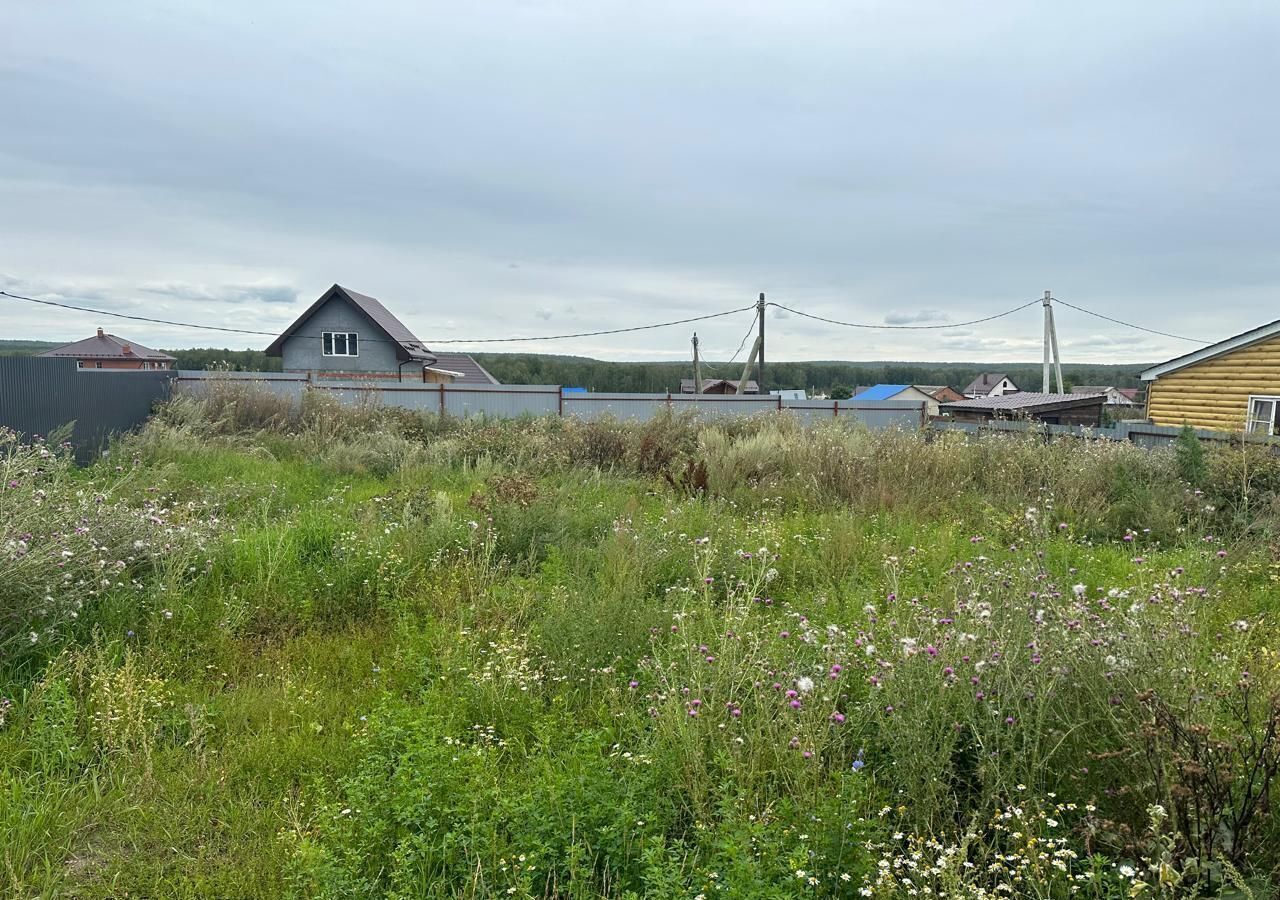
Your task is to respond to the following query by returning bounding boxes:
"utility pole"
[737,333,761,394]
[1042,291,1052,393]
[1042,290,1064,393]
[691,332,702,394]
[1049,298,1064,394]
[757,292,766,395]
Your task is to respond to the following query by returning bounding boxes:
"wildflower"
[796,676,814,693]
[1119,864,1135,878]
[852,749,866,772]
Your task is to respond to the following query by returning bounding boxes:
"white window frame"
[1246,394,1280,436]
[322,331,359,357]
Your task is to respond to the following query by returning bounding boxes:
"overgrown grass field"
[3,390,1280,898]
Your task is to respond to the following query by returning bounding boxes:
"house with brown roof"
[962,373,1018,398]
[680,378,759,394]
[39,328,176,370]
[265,284,497,384]
[916,384,965,404]
[940,392,1107,427]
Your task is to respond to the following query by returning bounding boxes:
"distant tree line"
[1,340,1147,392]
[162,348,283,371]
[471,353,1148,394]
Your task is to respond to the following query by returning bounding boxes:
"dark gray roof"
[265,284,434,362]
[963,373,1014,395]
[340,287,434,360]
[429,352,500,384]
[942,392,1106,412]
[39,332,175,361]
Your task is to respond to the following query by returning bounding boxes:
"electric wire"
[428,306,755,343]
[1,290,756,345]
[1,290,280,336]
[700,311,759,380]
[5,286,1214,356]
[765,298,1042,330]
[1051,297,1209,344]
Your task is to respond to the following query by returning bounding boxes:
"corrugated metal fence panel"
[443,384,561,418]
[563,393,674,422]
[177,370,306,381]
[175,371,308,400]
[793,401,926,430]
[931,418,1279,450]
[312,382,440,411]
[782,400,837,428]
[670,395,780,421]
[0,358,175,458]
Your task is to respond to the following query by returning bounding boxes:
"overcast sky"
[4,1,1278,363]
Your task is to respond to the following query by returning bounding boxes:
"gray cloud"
[140,281,299,306]
[884,309,949,325]
[2,1,1278,364]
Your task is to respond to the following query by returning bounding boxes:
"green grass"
[3,407,1280,898]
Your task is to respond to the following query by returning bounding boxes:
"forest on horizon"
[0,340,1149,394]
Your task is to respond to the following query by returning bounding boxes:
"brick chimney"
[97,327,104,338]
[122,344,133,355]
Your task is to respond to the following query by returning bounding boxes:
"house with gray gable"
[265,284,497,384]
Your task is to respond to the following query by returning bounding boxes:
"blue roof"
[858,384,911,401]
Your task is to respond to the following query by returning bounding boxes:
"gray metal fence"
[0,357,176,458]
[931,417,1279,450]
[174,372,928,429]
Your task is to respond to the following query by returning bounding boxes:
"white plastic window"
[322,331,359,357]
[1246,396,1279,435]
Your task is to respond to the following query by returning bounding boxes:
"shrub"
[0,430,208,668]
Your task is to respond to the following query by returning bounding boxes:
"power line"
[428,306,755,343]
[699,310,759,380]
[765,298,1042,330]
[1052,297,1210,344]
[5,285,1213,355]
[1,289,756,346]
[1,290,280,336]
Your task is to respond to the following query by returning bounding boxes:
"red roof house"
[39,328,176,370]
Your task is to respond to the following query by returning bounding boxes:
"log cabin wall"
[1146,334,1280,431]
